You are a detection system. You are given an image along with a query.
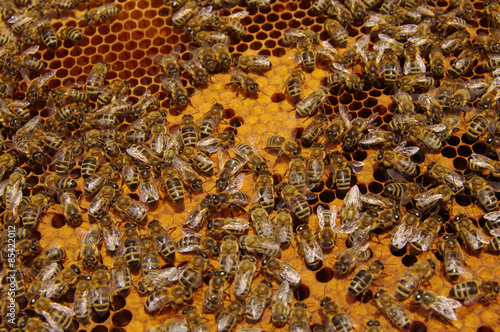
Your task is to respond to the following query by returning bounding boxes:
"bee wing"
[181,228,202,238]
[359,132,385,145]
[414,191,443,206]
[332,62,351,75]
[333,216,360,234]
[469,154,496,172]
[391,224,415,249]
[484,211,500,221]
[126,145,148,164]
[349,161,364,174]
[343,185,361,209]
[196,136,223,154]
[300,239,324,264]
[410,229,434,252]
[41,311,65,332]
[387,169,409,183]
[184,203,210,229]
[173,4,197,21]
[223,218,250,232]
[430,296,461,321]
[355,35,370,52]
[338,104,351,127]
[230,10,248,19]
[172,157,198,180]
[234,269,253,296]
[278,264,302,288]
[394,141,419,156]
[50,302,76,316]
[139,179,160,203]
[224,173,245,193]
[273,280,290,302]
[21,45,40,55]
[102,227,123,252]
[424,124,448,133]
[443,170,465,188]
[317,205,326,229]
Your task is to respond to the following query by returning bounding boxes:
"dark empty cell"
[319,190,335,203]
[91,325,108,332]
[290,20,300,28]
[265,40,276,49]
[112,309,132,327]
[229,117,244,127]
[280,13,292,21]
[301,17,312,25]
[453,157,467,170]
[456,195,472,206]
[474,2,484,9]
[111,21,123,32]
[55,69,68,79]
[390,246,407,257]
[166,34,179,44]
[402,254,417,267]
[256,32,267,41]
[373,168,389,182]
[441,147,457,158]
[130,10,143,20]
[97,24,110,35]
[118,51,131,62]
[272,93,285,103]
[353,91,367,101]
[262,23,273,31]
[223,108,235,119]
[472,142,487,154]
[477,326,494,332]
[358,184,367,194]
[132,30,145,40]
[409,321,427,332]
[369,89,382,98]
[55,48,69,59]
[272,48,286,57]
[111,43,124,53]
[328,96,338,106]
[352,150,367,161]
[363,97,377,108]
[51,215,65,228]
[124,20,137,31]
[410,150,425,164]
[349,101,363,111]
[293,284,310,300]
[368,182,383,194]
[133,68,146,78]
[126,60,137,70]
[118,31,130,42]
[358,108,372,118]
[132,50,145,60]
[292,127,304,140]
[139,38,152,49]
[475,66,486,75]
[250,42,263,50]
[339,94,353,104]
[311,181,324,192]
[98,45,110,54]
[152,17,164,27]
[237,44,248,52]
[447,135,460,146]
[316,267,334,283]
[350,175,358,187]
[457,145,472,157]
[140,76,152,86]
[49,60,62,69]
[254,14,266,24]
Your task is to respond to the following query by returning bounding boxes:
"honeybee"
[199,103,224,138]
[181,146,214,176]
[226,67,259,97]
[403,43,425,76]
[113,195,149,224]
[348,260,384,298]
[217,157,246,192]
[31,296,76,332]
[180,57,210,88]
[57,26,82,43]
[176,229,220,257]
[418,93,444,123]
[120,222,142,270]
[44,264,81,299]
[396,259,435,300]
[271,208,293,248]
[294,37,316,72]
[364,320,383,332]
[136,267,183,296]
[438,234,464,283]
[147,220,175,261]
[183,306,210,331]
[329,150,363,191]
[85,3,120,24]
[245,279,273,324]
[359,129,400,149]
[144,285,193,312]
[428,114,461,142]
[235,54,272,74]
[333,243,371,275]
[20,69,55,103]
[89,183,119,221]
[239,234,281,257]
[5,45,45,72]
[340,210,379,248]
[84,164,120,196]
[442,30,470,54]
[197,130,235,155]
[295,86,329,118]
[78,227,102,269]
[316,40,346,69]
[326,63,364,92]
[86,61,109,99]
[73,275,92,323]
[413,290,462,322]
[375,142,419,177]
[192,30,230,45]
[161,165,185,206]
[320,297,354,332]
[449,279,499,305]
[466,109,499,142]
[373,290,411,330]
[180,251,210,289]
[306,144,326,188]
[216,299,245,332]
[390,208,421,251]
[110,256,131,296]
[235,137,268,173]
[453,214,486,253]
[404,125,443,152]
[277,183,311,223]
[206,218,249,239]
[377,48,403,86]
[450,48,477,78]
[409,215,442,254]
[325,18,348,48]
[210,42,232,72]
[339,185,361,226]
[261,257,302,287]
[148,321,189,332]
[284,69,306,103]
[58,190,83,227]
[249,205,272,238]
[183,5,212,34]
[217,235,239,278]
[234,255,258,299]
[468,154,500,178]
[202,270,228,313]
[217,10,248,37]
[427,44,446,78]
[141,236,161,276]
[302,115,328,145]
[297,224,324,270]
[396,74,435,93]
[267,135,301,163]
[474,33,500,53]
[97,80,129,108]
[137,165,160,207]
[184,194,214,231]
[270,281,293,328]
[282,28,319,46]
[32,248,66,274]
[467,175,499,212]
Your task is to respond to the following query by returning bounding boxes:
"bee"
[114,194,149,224]
[329,151,363,192]
[83,164,120,197]
[283,69,306,103]
[57,26,82,42]
[339,185,362,227]
[403,43,426,75]
[235,138,267,173]
[413,290,462,322]
[390,209,422,251]
[97,80,130,108]
[302,115,328,145]
[180,251,210,290]
[442,30,470,54]
[261,257,302,287]
[192,30,230,45]
[120,222,142,270]
[466,110,499,142]
[176,229,220,257]
[316,40,346,69]
[180,57,210,87]
[453,214,486,253]
[312,0,330,15]
[296,224,324,270]
[20,69,55,103]
[183,306,210,331]
[110,256,131,297]
[202,270,229,313]
[31,296,76,332]
[78,227,102,269]
[44,264,81,299]
[277,183,311,223]
[192,45,218,74]
[373,289,411,330]
[333,243,371,275]
[348,260,384,299]
[359,129,400,150]
[206,218,249,239]
[148,321,189,332]
[245,279,273,324]
[216,299,245,332]
[89,183,120,221]
[81,147,105,179]
[267,135,301,162]
[145,285,193,312]
[217,235,239,278]
[199,103,224,138]
[184,194,214,231]
[293,37,316,72]
[85,3,120,24]
[249,205,273,238]
[226,67,259,97]
[161,165,185,206]
[181,146,214,176]
[234,54,272,74]
[344,112,378,151]
[320,297,354,332]
[196,130,235,155]
[474,34,500,53]
[450,48,477,78]
[73,275,93,323]
[375,142,419,177]
[313,205,338,252]
[325,18,348,48]
[269,208,292,249]
[325,0,353,26]
[141,236,161,275]
[137,165,160,207]
[396,74,435,93]
[270,281,292,328]
[148,219,175,261]
[126,143,164,172]
[404,125,443,152]
[216,11,248,37]
[326,63,364,92]
[295,86,329,118]
[365,320,383,332]
[305,144,326,189]
[437,234,464,283]
[467,175,499,212]
[428,44,445,78]
[58,190,83,227]
[468,154,500,178]
[240,234,281,257]
[449,280,499,305]
[32,248,66,274]
[233,255,258,299]
[378,47,402,85]
[6,45,45,72]
[409,214,442,254]
[396,259,435,300]
[217,157,246,192]
[210,42,232,72]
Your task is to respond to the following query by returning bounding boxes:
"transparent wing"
[391,224,415,249]
[469,154,496,172]
[414,191,443,206]
[343,185,362,210]
[278,264,301,287]
[430,296,462,320]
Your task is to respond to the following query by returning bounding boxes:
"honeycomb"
[0,0,499,331]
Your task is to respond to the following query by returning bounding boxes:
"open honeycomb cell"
[1,0,500,331]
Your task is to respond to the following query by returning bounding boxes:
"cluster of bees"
[0,0,499,331]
